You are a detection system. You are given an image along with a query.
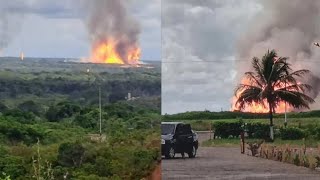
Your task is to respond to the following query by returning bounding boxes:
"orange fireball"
[232,50,314,114]
[232,77,290,113]
[90,38,141,65]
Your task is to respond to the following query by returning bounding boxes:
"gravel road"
[162,132,320,180]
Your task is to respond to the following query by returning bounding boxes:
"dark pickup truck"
[161,122,199,159]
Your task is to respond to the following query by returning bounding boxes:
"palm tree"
[234,50,314,141]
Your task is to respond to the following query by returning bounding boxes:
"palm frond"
[274,90,315,109]
[262,50,277,80]
[244,72,263,88]
[275,83,313,93]
[290,69,310,77]
[269,57,290,83]
[234,83,262,96]
[235,86,264,110]
[252,57,267,84]
[274,69,311,88]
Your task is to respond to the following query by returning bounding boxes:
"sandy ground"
[147,164,161,180]
[161,132,320,180]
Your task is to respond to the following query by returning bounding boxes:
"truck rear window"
[161,124,175,135]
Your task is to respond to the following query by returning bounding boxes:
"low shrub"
[246,123,270,139]
[213,121,270,139]
[308,126,320,140]
[213,121,242,138]
[280,127,305,140]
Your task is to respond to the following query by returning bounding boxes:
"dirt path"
[162,132,320,180]
[146,164,161,180]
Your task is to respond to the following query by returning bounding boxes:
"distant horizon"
[0,56,161,62]
[163,109,317,115]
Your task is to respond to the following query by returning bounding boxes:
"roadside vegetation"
[0,58,161,179]
[166,112,320,170]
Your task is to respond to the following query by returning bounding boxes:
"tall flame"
[20,52,24,61]
[232,77,291,113]
[90,38,141,64]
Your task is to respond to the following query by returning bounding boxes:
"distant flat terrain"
[0,57,161,73]
[0,57,160,107]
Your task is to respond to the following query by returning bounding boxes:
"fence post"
[240,131,245,154]
[209,122,212,140]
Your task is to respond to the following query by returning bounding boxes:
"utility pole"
[99,85,102,136]
[284,58,287,128]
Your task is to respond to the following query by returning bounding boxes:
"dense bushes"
[213,121,308,140]
[213,121,270,139]
[46,102,81,122]
[0,61,160,179]
[163,110,320,121]
[17,100,43,116]
[279,127,305,140]
[58,142,86,167]
[0,99,160,179]
[0,118,43,145]
[2,109,36,124]
[246,123,270,139]
[0,70,160,107]
[52,135,159,179]
[213,121,242,138]
[0,155,26,179]
[164,111,270,120]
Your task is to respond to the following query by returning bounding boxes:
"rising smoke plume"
[236,0,320,109]
[0,2,24,53]
[83,0,141,64]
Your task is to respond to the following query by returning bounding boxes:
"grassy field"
[180,118,320,148]
[178,117,320,131]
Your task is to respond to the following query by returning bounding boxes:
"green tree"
[0,102,8,112]
[57,142,85,167]
[234,50,314,140]
[0,172,11,180]
[0,156,26,179]
[3,109,36,124]
[74,109,99,129]
[46,102,81,122]
[18,100,43,116]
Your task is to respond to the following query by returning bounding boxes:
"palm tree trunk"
[268,101,274,141]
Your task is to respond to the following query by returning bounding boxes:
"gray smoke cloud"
[83,0,141,63]
[162,0,262,114]
[236,0,320,109]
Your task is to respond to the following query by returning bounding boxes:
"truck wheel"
[188,145,196,158]
[165,146,175,159]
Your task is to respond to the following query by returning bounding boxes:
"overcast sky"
[0,0,160,60]
[162,0,262,114]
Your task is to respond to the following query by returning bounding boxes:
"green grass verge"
[176,118,320,131]
[202,138,320,148]
[202,138,242,147]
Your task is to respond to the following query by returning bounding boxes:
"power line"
[161,59,320,63]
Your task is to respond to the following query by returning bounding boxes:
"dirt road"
[162,132,320,180]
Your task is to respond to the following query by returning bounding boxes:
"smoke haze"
[236,0,320,109]
[0,2,24,51]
